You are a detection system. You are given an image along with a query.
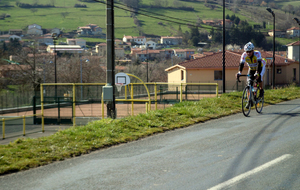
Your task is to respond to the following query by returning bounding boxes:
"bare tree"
[30,9,38,15]
[61,12,69,20]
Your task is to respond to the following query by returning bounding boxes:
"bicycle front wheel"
[242,86,251,117]
[255,89,264,113]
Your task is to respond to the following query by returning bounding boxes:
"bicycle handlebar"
[236,74,248,83]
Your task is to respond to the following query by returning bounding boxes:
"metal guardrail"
[2,113,44,139]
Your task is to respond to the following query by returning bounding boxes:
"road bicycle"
[237,74,264,117]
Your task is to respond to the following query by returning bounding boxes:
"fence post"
[216,83,219,97]
[236,80,239,91]
[23,115,26,136]
[154,83,157,110]
[57,97,60,125]
[180,83,183,102]
[185,85,188,100]
[73,84,76,127]
[40,84,44,132]
[131,83,134,116]
[2,118,5,139]
[102,93,104,119]
[33,96,36,124]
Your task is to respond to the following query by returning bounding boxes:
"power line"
[94,0,224,31]
[94,0,266,33]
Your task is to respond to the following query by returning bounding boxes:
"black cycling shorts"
[248,70,262,83]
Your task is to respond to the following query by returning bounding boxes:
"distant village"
[1,22,300,63]
[1,23,300,89]
[0,23,199,63]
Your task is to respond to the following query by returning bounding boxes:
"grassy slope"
[0,85,299,175]
[2,0,298,39]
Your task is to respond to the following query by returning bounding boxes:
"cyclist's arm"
[257,60,262,73]
[238,62,244,74]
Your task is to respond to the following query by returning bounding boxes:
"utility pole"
[106,0,116,118]
[222,0,226,93]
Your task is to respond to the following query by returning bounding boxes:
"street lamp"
[266,7,275,89]
[146,44,149,83]
[51,33,58,99]
[293,17,300,86]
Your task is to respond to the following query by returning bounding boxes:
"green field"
[0,0,300,39]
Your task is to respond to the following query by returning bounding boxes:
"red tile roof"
[287,27,300,31]
[178,51,242,69]
[286,41,300,46]
[166,51,296,71]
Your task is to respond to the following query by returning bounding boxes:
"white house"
[51,28,61,35]
[28,24,42,30]
[160,36,182,45]
[286,27,300,38]
[27,24,43,35]
[287,41,300,61]
[67,38,87,48]
[123,35,146,44]
[173,49,195,60]
[35,36,53,45]
[47,45,84,54]
[145,40,157,49]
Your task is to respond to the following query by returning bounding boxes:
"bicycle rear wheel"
[242,86,251,117]
[255,89,264,113]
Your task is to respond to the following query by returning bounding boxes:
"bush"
[74,4,87,8]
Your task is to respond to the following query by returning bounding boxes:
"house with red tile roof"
[268,29,286,37]
[165,51,299,91]
[173,49,195,60]
[286,27,300,38]
[123,35,146,45]
[95,43,125,58]
[160,36,182,45]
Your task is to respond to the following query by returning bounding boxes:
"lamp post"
[293,18,300,86]
[51,33,58,99]
[146,44,149,83]
[266,8,275,89]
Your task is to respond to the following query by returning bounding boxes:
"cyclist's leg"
[259,65,266,97]
[246,70,255,107]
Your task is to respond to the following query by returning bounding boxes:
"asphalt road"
[1,99,300,190]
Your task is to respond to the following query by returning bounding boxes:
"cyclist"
[236,42,266,108]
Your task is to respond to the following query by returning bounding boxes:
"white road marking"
[207,154,292,190]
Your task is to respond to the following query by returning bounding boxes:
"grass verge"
[0,85,299,175]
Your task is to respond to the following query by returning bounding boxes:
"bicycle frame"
[237,74,263,116]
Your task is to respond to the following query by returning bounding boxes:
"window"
[214,71,222,80]
[277,68,282,74]
[181,70,184,81]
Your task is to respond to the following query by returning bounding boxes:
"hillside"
[0,0,300,40]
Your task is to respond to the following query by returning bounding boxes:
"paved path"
[0,99,300,190]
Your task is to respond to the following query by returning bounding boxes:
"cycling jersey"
[240,50,263,71]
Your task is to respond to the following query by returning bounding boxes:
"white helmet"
[244,42,254,51]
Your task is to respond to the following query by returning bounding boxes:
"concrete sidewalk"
[0,125,74,145]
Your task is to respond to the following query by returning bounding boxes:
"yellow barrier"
[1,113,43,139]
[41,81,219,123]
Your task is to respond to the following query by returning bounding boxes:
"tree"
[192,36,199,46]
[230,14,236,22]
[61,12,69,20]
[234,17,240,25]
[177,25,183,36]
[30,9,38,15]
